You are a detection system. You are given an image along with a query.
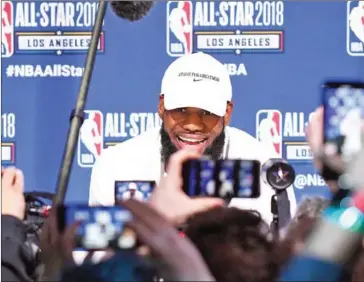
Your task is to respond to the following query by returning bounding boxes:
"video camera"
[23,191,54,280]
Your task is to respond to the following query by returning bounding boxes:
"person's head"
[185,207,278,282]
[158,52,233,164]
[128,183,137,198]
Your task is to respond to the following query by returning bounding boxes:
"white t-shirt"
[88,125,297,224]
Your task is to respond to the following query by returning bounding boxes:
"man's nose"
[182,112,204,132]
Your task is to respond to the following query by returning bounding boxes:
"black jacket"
[1,215,34,282]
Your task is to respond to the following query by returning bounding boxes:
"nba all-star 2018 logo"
[1,1,105,58]
[256,109,315,162]
[166,0,285,57]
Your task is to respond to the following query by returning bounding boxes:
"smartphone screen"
[114,181,155,202]
[322,82,364,180]
[182,159,260,199]
[58,205,136,251]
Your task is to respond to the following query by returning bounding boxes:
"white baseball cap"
[161,52,232,117]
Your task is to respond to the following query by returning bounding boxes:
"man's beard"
[160,122,226,164]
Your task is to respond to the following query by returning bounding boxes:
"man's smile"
[173,133,209,150]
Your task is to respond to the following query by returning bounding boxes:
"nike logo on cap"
[193,78,203,82]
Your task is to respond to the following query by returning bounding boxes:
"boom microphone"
[44,1,108,280]
[111,1,155,22]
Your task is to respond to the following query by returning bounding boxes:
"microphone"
[279,190,364,281]
[110,1,155,22]
[262,159,295,233]
[261,159,296,191]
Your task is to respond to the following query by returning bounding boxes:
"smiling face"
[158,95,233,164]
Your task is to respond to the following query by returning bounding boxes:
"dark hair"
[185,207,278,282]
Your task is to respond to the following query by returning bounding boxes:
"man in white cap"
[88,52,297,225]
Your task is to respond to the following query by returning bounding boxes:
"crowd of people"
[2,52,364,282]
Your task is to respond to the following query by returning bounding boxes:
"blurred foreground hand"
[149,148,224,226]
[1,167,25,220]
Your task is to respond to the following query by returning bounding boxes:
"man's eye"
[176,108,186,112]
[203,111,213,115]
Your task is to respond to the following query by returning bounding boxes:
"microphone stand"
[270,189,291,239]
[270,194,279,238]
[39,1,108,280]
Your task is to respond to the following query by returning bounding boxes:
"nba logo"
[256,110,283,158]
[166,1,193,57]
[347,1,364,56]
[2,1,14,58]
[77,110,104,168]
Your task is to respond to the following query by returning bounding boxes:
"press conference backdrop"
[1,1,364,203]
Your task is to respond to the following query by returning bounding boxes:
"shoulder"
[98,127,161,164]
[225,126,278,163]
[91,126,161,179]
[89,127,162,205]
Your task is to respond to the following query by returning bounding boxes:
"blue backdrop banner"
[2,1,363,203]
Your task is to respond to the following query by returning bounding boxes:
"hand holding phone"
[322,81,364,180]
[182,158,261,199]
[57,204,137,251]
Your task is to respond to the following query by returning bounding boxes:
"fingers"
[119,199,170,231]
[123,200,171,251]
[167,149,201,182]
[127,218,175,259]
[127,220,154,246]
[2,167,24,193]
[2,167,17,188]
[306,106,324,149]
[13,169,24,193]
[187,198,224,217]
[307,106,323,127]
[63,222,80,243]
[316,106,324,117]
[61,221,80,253]
[46,208,60,246]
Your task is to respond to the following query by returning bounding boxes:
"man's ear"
[223,101,234,125]
[158,95,165,119]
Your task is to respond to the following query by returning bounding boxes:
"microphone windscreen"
[111,1,154,22]
[261,159,295,190]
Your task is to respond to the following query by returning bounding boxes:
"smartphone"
[182,159,261,199]
[114,181,155,202]
[322,81,364,180]
[57,204,137,250]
